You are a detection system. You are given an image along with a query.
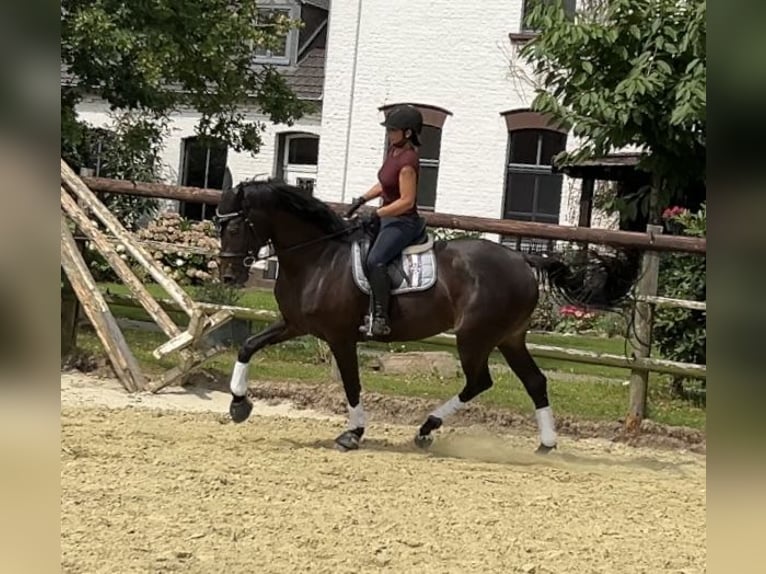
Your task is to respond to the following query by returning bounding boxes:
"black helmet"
[381,104,423,146]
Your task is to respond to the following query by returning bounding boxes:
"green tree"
[61,0,312,157]
[518,0,706,216]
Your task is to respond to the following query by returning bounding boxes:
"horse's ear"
[222,167,233,192]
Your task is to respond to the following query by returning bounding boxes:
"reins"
[215,208,362,267]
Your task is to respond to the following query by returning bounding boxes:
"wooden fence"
[61,161,237,392]
[74,176,707,431]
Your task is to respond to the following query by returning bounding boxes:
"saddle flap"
[402,234,434,255]
[351,240,437,296]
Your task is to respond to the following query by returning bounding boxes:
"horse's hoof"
[414,434,434,449]
[335,429,362,451]
[535,443,557,455]
[229,396,253,423]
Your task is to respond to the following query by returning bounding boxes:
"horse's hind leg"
[415,334,494,447]
[498,336,557,453]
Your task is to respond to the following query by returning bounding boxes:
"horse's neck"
[270,212,328,249]
[270,212,346,277]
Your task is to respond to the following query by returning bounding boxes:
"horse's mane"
[239,178,350,239]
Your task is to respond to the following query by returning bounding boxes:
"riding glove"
[345,196,366,218]
[357,211,380,233]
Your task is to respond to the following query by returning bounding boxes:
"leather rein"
[214,208,361,267]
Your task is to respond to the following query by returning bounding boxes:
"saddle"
[350,218,438,295]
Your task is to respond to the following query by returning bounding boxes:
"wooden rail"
[76,174,707,430]
[104,292,706,380]
[82,176,706,254]
[61,161,239,392]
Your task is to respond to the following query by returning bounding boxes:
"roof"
[301,0,330,9]
[282,47,325,101]
[553,152,646,181]
[61,47,326,103]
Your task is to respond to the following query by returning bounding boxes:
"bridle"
[214,209,269,267]
[214,208,361,268]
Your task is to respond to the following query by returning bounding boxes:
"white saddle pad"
[351,239,437,295]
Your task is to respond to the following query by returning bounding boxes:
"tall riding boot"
[366,264,391,337]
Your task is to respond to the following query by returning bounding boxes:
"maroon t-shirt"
[377,146,419,217]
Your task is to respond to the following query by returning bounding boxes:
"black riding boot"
[361,264,391,337]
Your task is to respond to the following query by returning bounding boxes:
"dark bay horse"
[215,178,637,452]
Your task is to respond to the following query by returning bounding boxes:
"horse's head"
[215,173,271,286]
[216,172,352,284]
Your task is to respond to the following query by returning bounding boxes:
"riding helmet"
[381,104,423,146]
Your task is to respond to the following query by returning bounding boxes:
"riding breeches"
[366,215,424,270]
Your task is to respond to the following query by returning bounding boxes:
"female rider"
[346,104,425,337]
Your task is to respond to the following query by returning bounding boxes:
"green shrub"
[591,311,628,338]
[530,289,560,332]
[193,280,244,306]
[654,204,706,368]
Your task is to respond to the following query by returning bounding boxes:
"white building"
[67,0,330,220]
[67,0,617,235]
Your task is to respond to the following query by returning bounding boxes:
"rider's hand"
[357,210,380,231]
[345,196,366,218]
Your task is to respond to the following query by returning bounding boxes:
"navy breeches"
[366,216,423,270]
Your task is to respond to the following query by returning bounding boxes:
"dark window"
[254,7,293,63]
[180,137,228,221]
[416,124,442,211]
[296,177,315,195]
[502,128,567,239]
[418,125,442,161]
[417,162,439,211]
[382,111,446,212]
[287,136,319,165]
[522,0,576,33]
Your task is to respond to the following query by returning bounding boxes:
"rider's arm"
[377,166,416,217]
[362,182,383,201]
[346,183,382,217]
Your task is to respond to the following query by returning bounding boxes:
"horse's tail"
[522,248,641,311]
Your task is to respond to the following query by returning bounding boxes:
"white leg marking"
[230,361,249,397]
[535,406,557,447]
[431,395,466,420]
[347,402,366,430]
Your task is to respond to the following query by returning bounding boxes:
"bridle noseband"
[215,207,361,268]
[214,208,269,267]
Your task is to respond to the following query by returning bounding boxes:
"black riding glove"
[345,196,366,218]
[357,210,380,232]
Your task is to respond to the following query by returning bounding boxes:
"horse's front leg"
[229,319,300,423]
[328,341,365,451]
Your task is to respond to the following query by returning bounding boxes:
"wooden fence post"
[60,217,146,392]
[60,168,95,359]
[60,276,79,358]
[624,224,663,433]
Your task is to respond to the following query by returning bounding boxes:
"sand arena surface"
[61,373,706,573]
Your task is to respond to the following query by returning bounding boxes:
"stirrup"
[358,314,390,338]
[371,316,391,336]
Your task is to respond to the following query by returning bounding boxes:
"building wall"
[74,96,321,211]
[74,0,625,232]
[315,0,595,230]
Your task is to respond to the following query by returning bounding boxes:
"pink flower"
[662,206,688,220]
[559,305,577,317]
[559,305,594,319]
